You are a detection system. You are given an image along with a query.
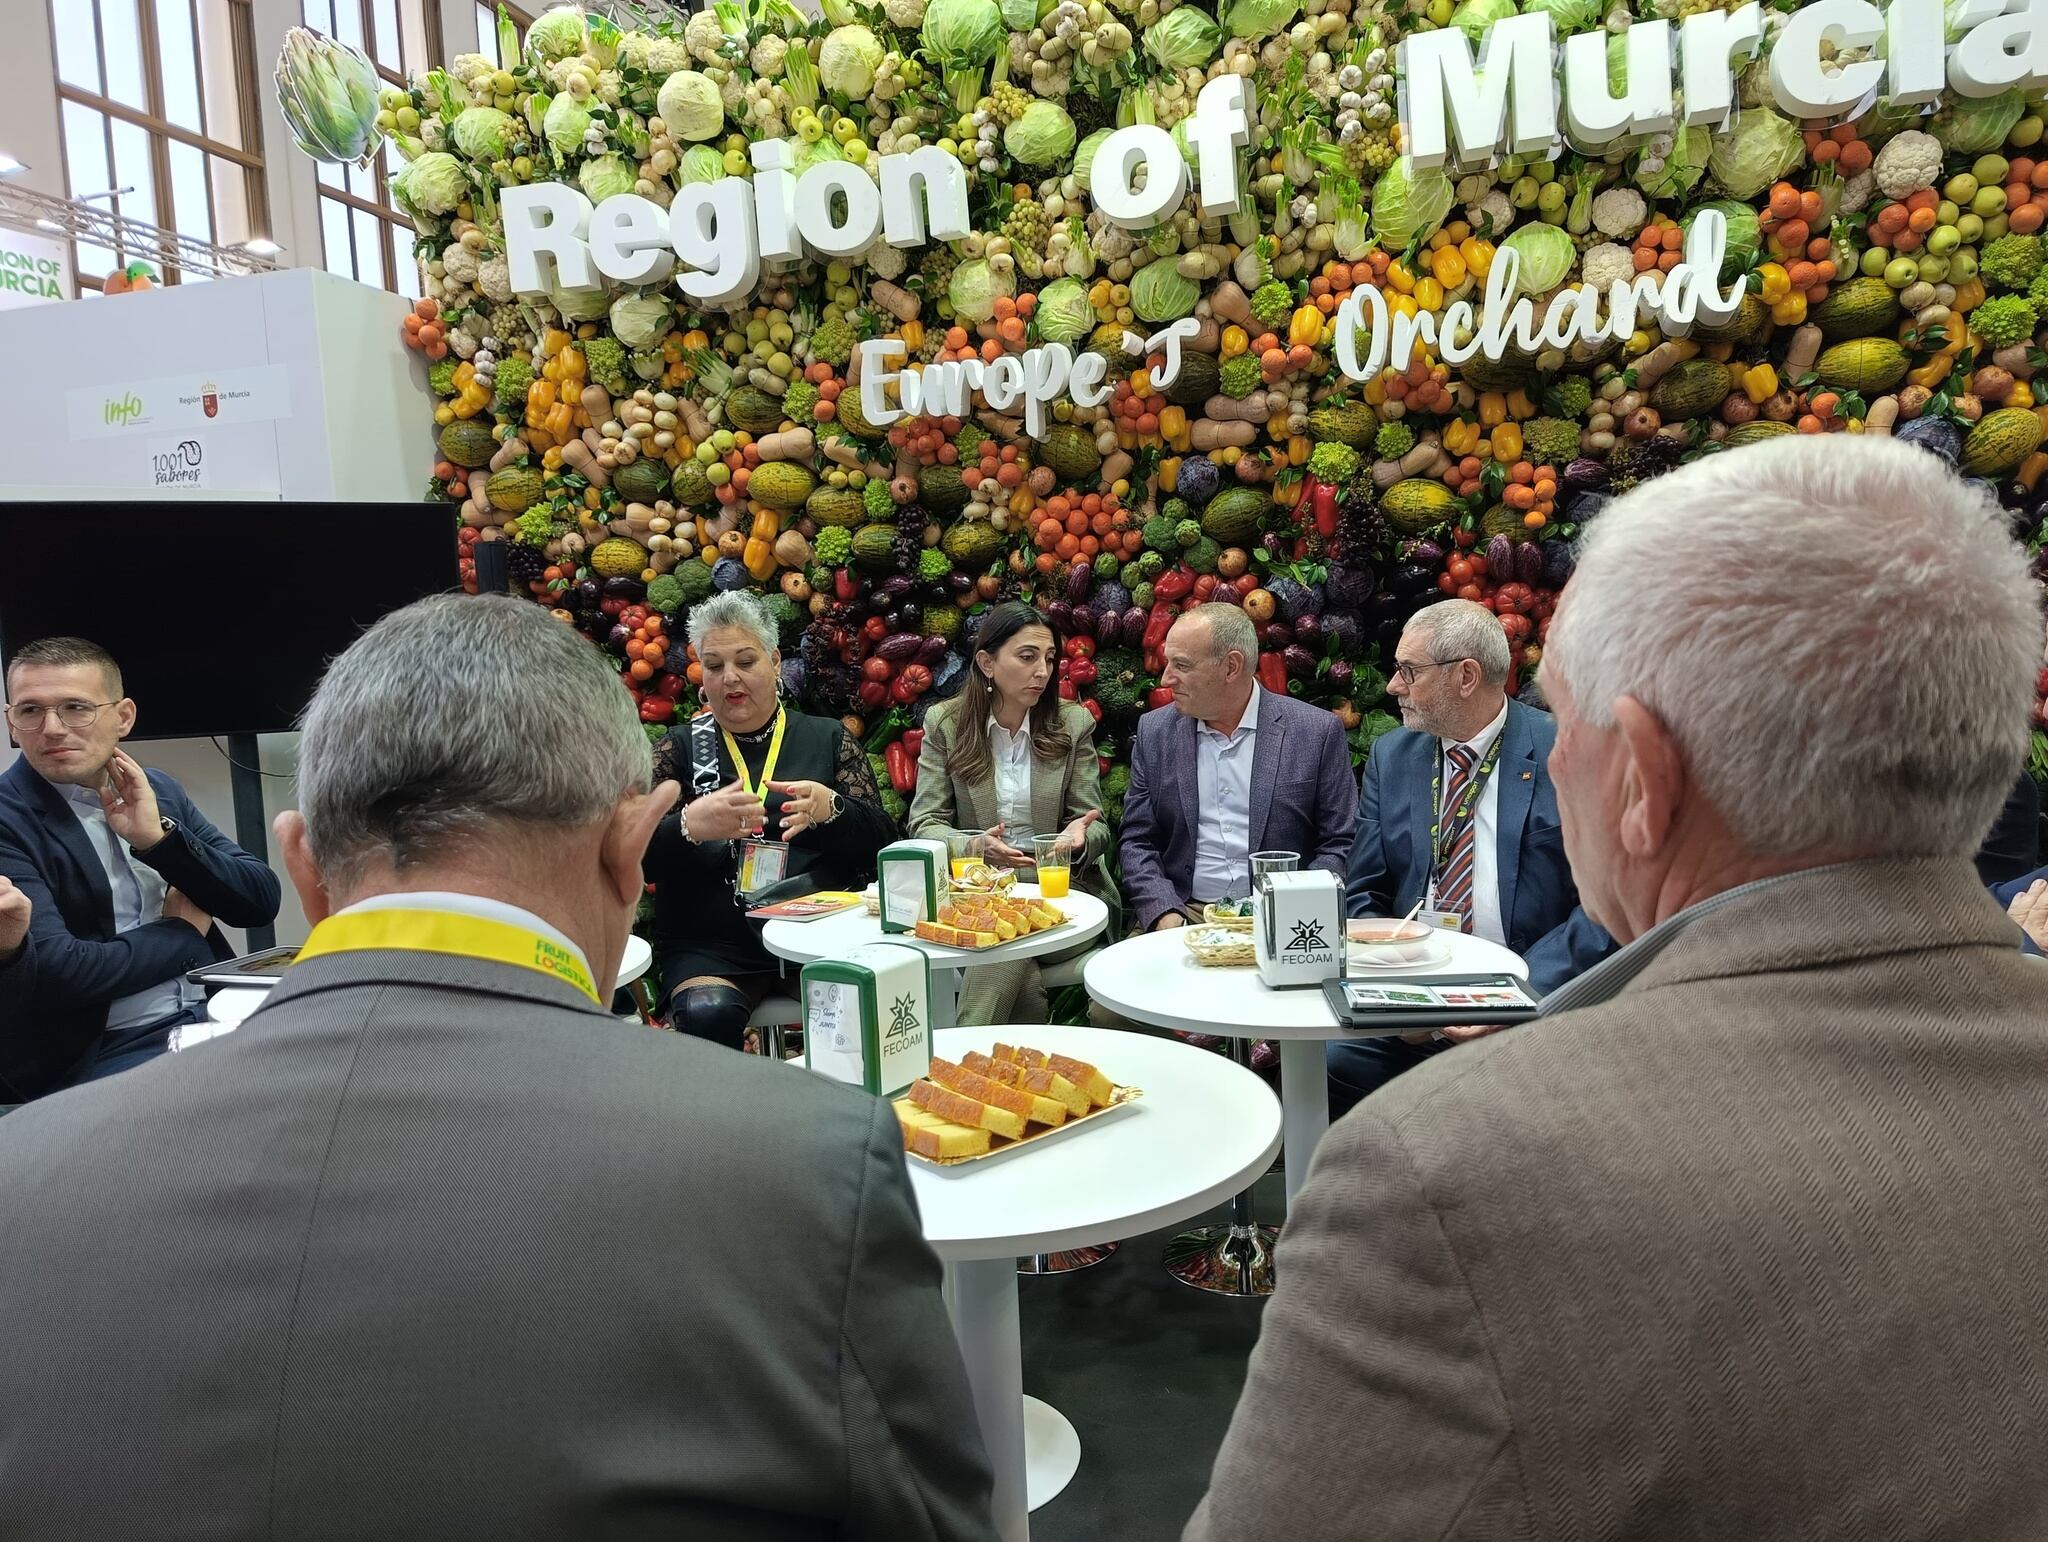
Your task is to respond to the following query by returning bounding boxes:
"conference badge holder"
[1320,974,1542,1036]
[736,838,789,898]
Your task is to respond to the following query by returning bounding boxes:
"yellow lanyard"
[295,908,603,1006]
[720,707,788,802]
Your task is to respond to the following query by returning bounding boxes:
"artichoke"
[273,27,385,169]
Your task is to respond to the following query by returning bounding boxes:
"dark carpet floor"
[1018,1170,1287,1542]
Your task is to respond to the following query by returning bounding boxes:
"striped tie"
[1434,743,1478,931]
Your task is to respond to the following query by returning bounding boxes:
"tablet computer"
[1320,973,1541,1036]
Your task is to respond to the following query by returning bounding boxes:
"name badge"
[1418,908,1464,932]
[738,839,790,898]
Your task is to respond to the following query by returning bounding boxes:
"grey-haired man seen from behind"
[0,595,996,1541]
[1187,435,2048,1541]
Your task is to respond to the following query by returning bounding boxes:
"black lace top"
[644,708,897,988]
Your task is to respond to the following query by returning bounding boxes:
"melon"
[1200,487,1270,546]
[1650,358,1735,421]
[1815,338,1910,393]
[438,419,497,469]
[748,460,815,512]
[1720,420,1796,448]
[1164,352,1220,409]
[723,385,787,435]
[1381,479,1459,535]
[484,465,543,512]
[851,524,900,575]
[919,463,971,514]
[806,487,867,528]
[1038,423,1103,482]
[1959,407,2044,475]
[611,458,669,504]
[1811,277,1901,340]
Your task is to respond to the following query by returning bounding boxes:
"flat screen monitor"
[0,500,458,740]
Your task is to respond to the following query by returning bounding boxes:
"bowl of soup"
[1346,917,1449,967]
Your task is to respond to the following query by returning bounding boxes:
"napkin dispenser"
[801,942,933,1096]
[877,838,950,933]
[1255,869,1345,990]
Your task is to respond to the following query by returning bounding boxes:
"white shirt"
[333,889,595,985]
[1193,685,1262,902]
[61,782,205,1032]
[1435,701,1510,947]
[988,715,1036,848]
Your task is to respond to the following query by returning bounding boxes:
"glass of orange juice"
[1032,835,1071,899]
[951,855,977,879]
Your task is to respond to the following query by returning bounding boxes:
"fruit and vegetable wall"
[278,0,2048,815]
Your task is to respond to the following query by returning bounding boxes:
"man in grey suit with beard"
[0,595,995,1542]
[1185,437,2048,1541]
[1118,603,1357,931]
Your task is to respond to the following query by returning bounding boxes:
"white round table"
[910,1024,1280,1542]
[196,934,655,1032]
[1083,927,1527,1205]
[760,886,1109,1031]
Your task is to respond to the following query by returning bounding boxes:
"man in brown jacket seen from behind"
[1186,434,2048,1542]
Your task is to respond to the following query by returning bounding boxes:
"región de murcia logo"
[885,993,920,1042]
[1286,919,1330,954]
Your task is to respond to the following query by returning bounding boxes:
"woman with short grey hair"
[645,590,898,1050]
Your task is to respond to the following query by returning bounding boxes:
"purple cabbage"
[1319,613,1362,654]
[780,657,807,698]
[1541,540,1576,588]
[1174,454,1222,507]
[1324,564,1376,612]
[711,557,750,592]
[1090,580,1131,620]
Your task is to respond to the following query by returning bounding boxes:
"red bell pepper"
[657,672,688,699]
[640,697,675,724]
[862,656,894,683]
[1066,657,1097,688]
[1302,475,1339,537]
[903,728,924,761]
[1063,636,1097,661]
[1079,698,1103,723]
[1257,651,1288,696]
[1154,567,1194,604]
[1058,679,1078,700]
[835,569,861,603]
[888,662,934,705]
[884,740,917,795]
[1142,600,1177,653]
[1144,648,1164,674]
[862,615,888,642]
[858,679,889,710]
[1192,574,1219,602]
[1147,686,1176,710]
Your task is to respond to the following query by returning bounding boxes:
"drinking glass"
[1249,850,1300,895]
[1033,834,1072,898]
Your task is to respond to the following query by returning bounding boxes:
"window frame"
[48,0,271,292]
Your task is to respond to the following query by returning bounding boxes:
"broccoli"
[1971,293,2039,349]
[782,380,820,425]
[428,357,461,396]
[1980,234,2045,294]
[863,478,897,521]
[1250,281,1295,331]
[1142,514,1179,552]
[646,573,686,614]
[879,785,908,824]
[1090,648,1150,724]
[1543,375,1594,419]
[1374,421,1416,460]
[672,560,716,607]
[814,526,854,567]
[918,547,953,581]
[1136,550,1166,580]
[1174,518,1203,548]
[1219,353,1263,399]
[812,314,857,368]
[492,355,534,413]
[1160,497,1190,525]
[953,420,990,462]
[764,593,802,633]
[1522,416,1585,466]
[582,335,629,397]
[1308,442,1361,484]
[1101,761,1132,824]
[1184,535,1222,574]
[515,508,557,546]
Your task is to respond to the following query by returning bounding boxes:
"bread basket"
[1184,923,1257,968]
[1201,902,1255,933]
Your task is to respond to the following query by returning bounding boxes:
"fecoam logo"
[885,993,921,1043]
[151,440,202,488]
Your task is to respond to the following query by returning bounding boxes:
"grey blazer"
[908,697,1112,878]
[1187,858,2048,1541]
[0,944,996,1541]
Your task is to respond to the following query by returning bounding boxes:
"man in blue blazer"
[0,874,31,1025]
[0,637,279,1102]
[1120,604,1357,931]
[1331,600,1608,1117]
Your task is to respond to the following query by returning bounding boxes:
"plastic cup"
[1249,850,1300,893]
[1033,835,1072,899]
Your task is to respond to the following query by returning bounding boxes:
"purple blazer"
[1117,689,1359,931]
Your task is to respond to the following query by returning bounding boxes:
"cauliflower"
[476,254,514,304]
[1873,130,1943,200]
[619,33,691,75]
[883,0,928,23]
[1837,168,1877,214]
[1970,294,2038,349]
[1464,189,1513,237]
[751,35,788,78]
[441,243,481,286]
[1592,187,1647,239]
[862,240,908,280]
[1579,242,1637,292]
[685,9,730,63]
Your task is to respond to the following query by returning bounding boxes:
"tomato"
[1498,612,1534,645]
[1456,583,1484,602]
[1447,558,1473,583]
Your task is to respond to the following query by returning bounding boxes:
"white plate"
[1346,932,1452,970]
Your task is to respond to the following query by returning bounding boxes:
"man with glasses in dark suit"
[0,637,279,1100]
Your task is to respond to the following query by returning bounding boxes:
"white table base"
[1277,1036,1330,1204]
[945,1255,1077,1541]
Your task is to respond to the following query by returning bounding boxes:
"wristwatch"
[822,789,843,825]
[136,816,178,854]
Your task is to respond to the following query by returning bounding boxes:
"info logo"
[103,393,142,427]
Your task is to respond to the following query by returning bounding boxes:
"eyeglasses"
[5,701,118,732]
[1391,658,1468,686]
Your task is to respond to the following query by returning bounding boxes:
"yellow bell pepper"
[1769,294,1807,326]
[1159,455,1181,488]
[1220,325,1249,358]
[1268,413,1293,441]
[1952,278,1987,314]
[1477,392,1509,428]
[1391,293,1419,320]
[1459,238,1494,280]
[1741,363,1779,404]
[2018,449,2048,491]
[1287,434,1312,466]
[1363,374,1389,406]
[900,320,926,352]
[1159,404,1189,439]
[1413,277,1445,312]
[1289,306,1323,348]
[1385,259,1416,294]
[1443,418,1482,456]
[2010,381,2036,409]
[1431,246,1468,289]
[1910,337,1965,389]
[1756,263,1791,303]
[1491,422,1524,463]
[541,328,570,358]
[1506,388,1537,421]
[743,512,781,582]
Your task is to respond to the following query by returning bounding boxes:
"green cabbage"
[524,5,588,63]
[1450,0,1517,43]
[679,144,726,183]
[820,24,885,98]
[657,70,725,141]
[548,281,613,323]
[1681,198,1760,279]
[948,256,1012,323]
[1371,157,1454,250]
[1131,259,1200,321]
[392,150,467,215]
[1221,0,1299,38]
[1519,0,1599,33]
[542,93,591,158]
[1635,124,1710,200]
[1143,6,1224,70]
[1936,88,2027,155]
[1072,128,1114,193]
[1035,277,1094,343]
[610,294,675,348]
[1499,221,1574,295]
[922,0,1006,72]
[1005,100,1077,167]
[579,152,637,202]
[999,0,1039,26]
[794,134,844,175]
[1856,93,1931,148]
[1706,108,1804,199]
